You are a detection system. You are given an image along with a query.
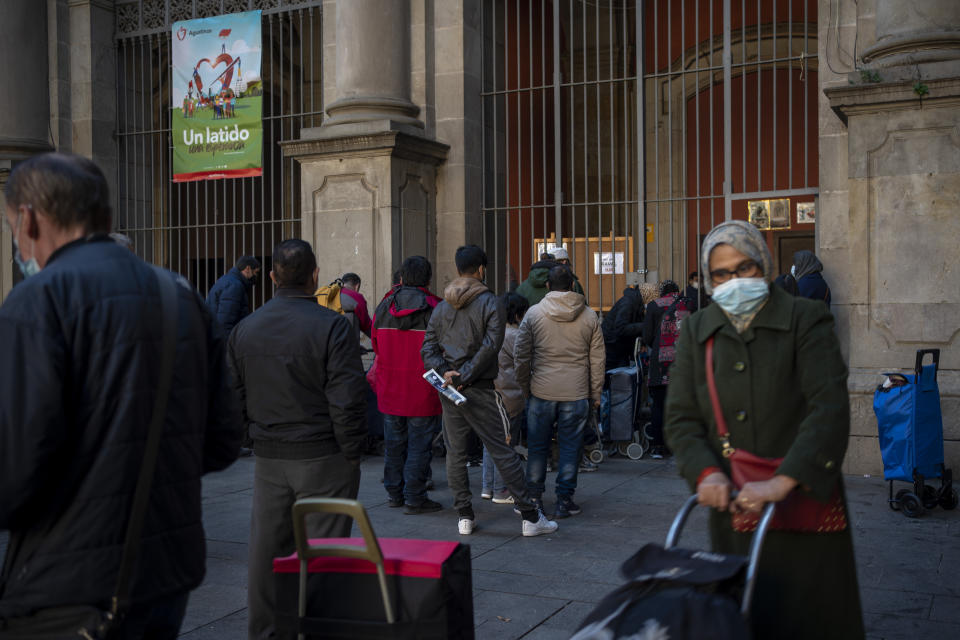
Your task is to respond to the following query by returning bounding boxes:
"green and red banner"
[171,10,262,182]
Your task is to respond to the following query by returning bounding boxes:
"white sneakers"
[458,517,475,535]
[522,512,559,537]
[458,512,559,537]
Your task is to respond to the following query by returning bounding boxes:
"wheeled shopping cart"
[873,349,958,517]
[571,495,775,639]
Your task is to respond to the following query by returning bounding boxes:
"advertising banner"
[171,10,262,182]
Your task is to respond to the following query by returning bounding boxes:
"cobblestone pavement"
[3,453,959,638]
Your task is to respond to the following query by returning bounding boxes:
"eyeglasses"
[709,260,761,284]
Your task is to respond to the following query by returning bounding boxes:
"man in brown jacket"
[515,266,605,518]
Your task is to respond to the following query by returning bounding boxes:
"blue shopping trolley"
[873,349,958,517]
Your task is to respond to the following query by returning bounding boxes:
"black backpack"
[571,544,750,640]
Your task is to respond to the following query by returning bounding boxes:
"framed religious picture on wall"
[768,198,791,229]
[797,202,816,224]
[747,200,771,230]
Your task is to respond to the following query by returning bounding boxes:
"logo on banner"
[171,10,263,182]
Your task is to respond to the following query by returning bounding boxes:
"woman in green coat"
[664,220,865,639]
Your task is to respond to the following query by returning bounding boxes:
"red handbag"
[705,336,847,533]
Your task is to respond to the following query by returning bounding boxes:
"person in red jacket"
[371,256,444,513]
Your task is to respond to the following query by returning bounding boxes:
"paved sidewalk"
[3,453,959,638]
[173,453,960,639]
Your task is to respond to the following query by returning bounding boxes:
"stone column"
[862,0,960,67]
[821,0,960,474]
[0,0,52,303]
[68,0,117,214]
[322,0,423,134]
[285,0,448,300]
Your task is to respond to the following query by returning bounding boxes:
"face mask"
[690,281,699,290]
[790,265,797,277]
[710,277,769,316]
[12,213,41,278]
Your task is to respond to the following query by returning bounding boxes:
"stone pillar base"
[281,129,448,299]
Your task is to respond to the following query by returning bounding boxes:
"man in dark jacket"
[601,286,646,370]
[422,245,558,538]
[0,153,241,636]
[372,256,443,513]
[205,255,260,333]
[228,238,367,640]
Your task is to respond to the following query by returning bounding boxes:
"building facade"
[1,0,957,473]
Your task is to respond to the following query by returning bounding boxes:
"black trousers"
[648,385,667,447]
[247,453,361,640]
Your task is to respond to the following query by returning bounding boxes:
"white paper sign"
[593,252,625,275]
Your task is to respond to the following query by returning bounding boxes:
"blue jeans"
[482,412,525,492]
[526,396,589,498]
[383,414,437,505]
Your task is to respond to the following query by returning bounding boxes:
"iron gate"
[481,0,818,309]
[114,0,322,306]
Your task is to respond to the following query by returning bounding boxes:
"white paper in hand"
[423,369,468,406]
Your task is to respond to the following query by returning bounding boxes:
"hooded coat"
[371,286,443,417]
[421,277,505,389]
[515,260,556,306]
[514,291,606,403]
[792,250,831,306]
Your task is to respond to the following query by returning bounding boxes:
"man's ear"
[269,270,278,286]
[21,205,40,240]
[312,267,320,289]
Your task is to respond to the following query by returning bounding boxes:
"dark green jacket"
[664,285,864,640]
[516,261,585,307]
[664,285,848,501]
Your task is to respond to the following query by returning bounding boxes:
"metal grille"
[114,0,322,305]
[481,0,818,305]
[644,0,818,282]
[482,0,641,311]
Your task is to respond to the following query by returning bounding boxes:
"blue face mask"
[12,212,41,279]
[710,277,769,316]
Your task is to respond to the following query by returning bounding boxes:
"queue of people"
[0,153,861,640]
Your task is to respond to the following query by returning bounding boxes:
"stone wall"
[819,0,960,475]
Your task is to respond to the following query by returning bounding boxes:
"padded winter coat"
[371,286,443,417]
[205,266,253,334]
[0,237,241,619]
[514,291,606,404]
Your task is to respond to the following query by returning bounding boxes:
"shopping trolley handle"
[664,493,775,619]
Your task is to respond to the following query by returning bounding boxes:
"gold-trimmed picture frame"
[747,198,791,230]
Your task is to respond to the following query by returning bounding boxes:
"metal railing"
[114,0,322,305]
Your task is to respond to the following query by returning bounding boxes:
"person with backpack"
[340,272,373,338]
[642,280,690,459]
[371,256,444,514]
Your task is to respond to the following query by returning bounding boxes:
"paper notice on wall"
[593,252,625,275]
[171,10,263,182]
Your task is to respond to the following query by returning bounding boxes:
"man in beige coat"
[515,266,605,517]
